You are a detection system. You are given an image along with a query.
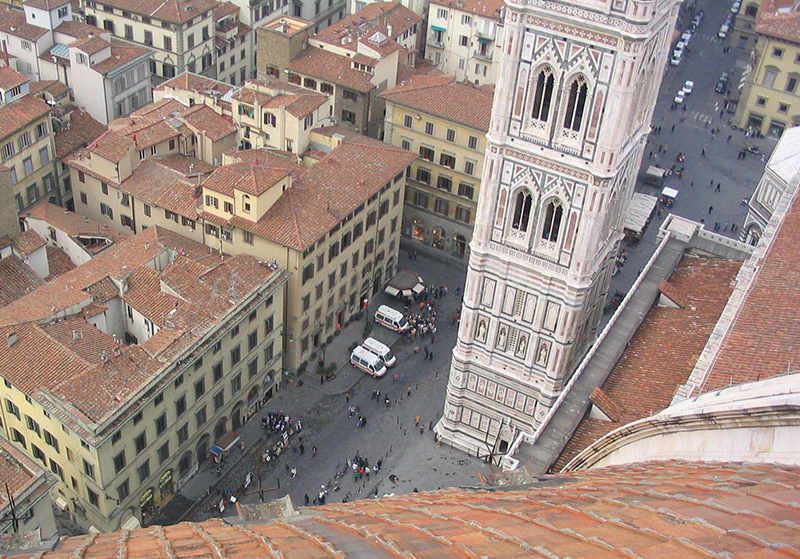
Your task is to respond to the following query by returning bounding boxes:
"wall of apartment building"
[181,17,217,77]
[106,60,153,124]
[135,198,204,244]
[216,33,252,86]
[237,98,332,153]
[0,277,286,533]
[0,166,20,239]
[0,32,50,81]
[1,114,58,214]
[23,3,72,31]
[736,35,800,139]
[255,22,314,80]
[384,101,484,257]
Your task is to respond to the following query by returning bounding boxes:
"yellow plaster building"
[736,0,800,138]
[381,74,493,257]
[0,223,288,533]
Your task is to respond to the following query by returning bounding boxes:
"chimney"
[101,350,108,363]
[6,332,17,348]
[387,24,392,38]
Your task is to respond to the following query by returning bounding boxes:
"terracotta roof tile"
[0,95,51,140]
[0,5,49,41]
[86,129,135,162]
[156,72,235,96]
[180,104,236,140]
[0,437,52,515]
[71,34,109,55]
[53,20,104,39]
[755,0,800,42]
[45,245,77,280]
[12,229,47,258]
[97,0,217,24]
[556,257,742,470]
[700,190,800,393]
[23,200,125,241]
[91,39,152,76]
[14,461,800,559]
[430,0,505,19]
[23,0,70,9]
[156,154,215,176]
[209,131,416,250]
[287,48,375,93]
[0,255,44,306]
[0,66,28,91]
[54,108,107,159]
[120,160,201,217]
[28,79,71,99]
[381,74,494,131]
[315,1,421,52]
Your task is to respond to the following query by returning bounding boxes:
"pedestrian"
[415,415,421,426]
[727,134,732,143]
[312,446,317,457]
[304,493,310,506]
[648,150,653,159]
[715,183,721,192]
[423,346,429,359]
[300,443,305,455]
[346,393,350,403]
[701,147,706,158]
[708,205,713,215]
[320,375,324,385]
[407,385,412,397]
[428,349,434,361]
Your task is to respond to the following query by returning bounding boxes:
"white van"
[362,337,397,367]
[374,305,409,333]
[350,346,387,377]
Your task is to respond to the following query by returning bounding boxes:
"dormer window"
[243,195,251,213]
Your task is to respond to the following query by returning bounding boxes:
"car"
[731,1,741,13]
[670,54,682,66]
[681,31,692,43]
[674,90,686,104]
[718,24,729,38]
[682,80,694,94]
[675,40,686,52]
[692,14,703,27]
[715,73,729,93]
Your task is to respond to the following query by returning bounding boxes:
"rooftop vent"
[7,332,18,348]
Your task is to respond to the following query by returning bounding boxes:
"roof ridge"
[285,189,305,250]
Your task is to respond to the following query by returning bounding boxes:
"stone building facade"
[435,0,680,456]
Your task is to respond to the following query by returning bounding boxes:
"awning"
[431,25,446,32]
[661,186,679,199]
[385,270,425,298]
[477,37,492,44]
[211,432,240,455]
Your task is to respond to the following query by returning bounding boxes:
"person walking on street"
[708,205,713,214]
[312,446,317,457]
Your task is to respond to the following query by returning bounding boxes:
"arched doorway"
[139,488,155,526]
[231,401,244,430]
[412,218,425,242]
[453,234,467,257]
[431,226,445,249]
[178,451,193,476]
[214,417,228,439]
[372,267,383,296]
[196,434,210,464]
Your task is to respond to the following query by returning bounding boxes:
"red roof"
[10,460,800,558]
[54,107,107,159]
[0,95,51,140]
[555,257,742,471]
[94,0,218,24]
[755,0,800,42]
[287,48,375,93]
[0,5,49,41]
[0,66,28,91]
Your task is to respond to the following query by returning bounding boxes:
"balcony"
[473,48,492,61]
[427,36,444,49]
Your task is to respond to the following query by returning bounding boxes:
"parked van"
[374,305,409,333]
[362,337,397,367]
[350,346,387,377]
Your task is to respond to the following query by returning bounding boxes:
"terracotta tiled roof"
[700,190,800,393]
[28,79,71,98]
[23,0,70,9]
[120,159,201,217]
[0,437,52,516]
[156,154,215,176]
[396,59,445,82]
[96,0,218,24]
[71,34,110,55]
[91,39,152,76]
[12,229,47,258]
[430,0,505,19]
[555,257,742,471]
[54,108,106,159]
[203,163,292,197]
[86,129,135,162]
[22,200,125,240]
[53,19,104,39]
[227,130,416,250]
[0,66,28,91]
[755,0,800,43]
[287,48,374,93]
[0,226,279,428]
[45,245,76,280]
[381,74,494,131]
[0,95,50,140]
[180,104,236,140]
[0,255,44,307]
[588,386,622,422]
[13,461,800,558]
[315,1,421,52]
[156,72,234,96]
[0,5,49,41]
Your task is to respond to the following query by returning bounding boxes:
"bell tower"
[436,0,680,456]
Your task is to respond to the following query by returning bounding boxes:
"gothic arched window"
[531,67,555,122]
[542,200,563,242]
[511,191,533,231]
[563,76,589,132]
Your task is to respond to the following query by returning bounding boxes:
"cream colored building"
[736,0,800,138]
[0,92,57,217]
[381,74,493,257]
[214,2,254,86]
[425,0,505,86]
[231,79,330,152]
[0,224,288,533]
[82,0,219,83]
